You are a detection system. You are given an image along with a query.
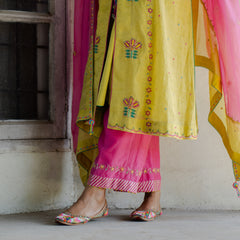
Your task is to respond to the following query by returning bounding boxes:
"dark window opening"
[0,0,49,13]
[0,22,49,120]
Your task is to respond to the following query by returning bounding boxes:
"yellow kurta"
[107,0,198,139]
[78,0,198,138]
[76,0,198,184]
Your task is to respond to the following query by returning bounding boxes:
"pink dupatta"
[198,0,240,195]
[72,0,98,151]
[202,0,240,122]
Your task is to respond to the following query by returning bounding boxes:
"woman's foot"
[55,185,108,225]
[130,192,162,221]
[66,185,106,217]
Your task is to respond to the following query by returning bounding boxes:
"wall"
[0,152,76,214]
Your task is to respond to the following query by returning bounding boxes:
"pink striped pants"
[88,110,161,193]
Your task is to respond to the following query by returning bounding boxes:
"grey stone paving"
[1,209,240,240]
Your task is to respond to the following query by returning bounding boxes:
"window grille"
[0,0,67,140]
[0,0,49,13]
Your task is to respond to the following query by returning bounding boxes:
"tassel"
[88,119,95,135]
[233,181,240,197]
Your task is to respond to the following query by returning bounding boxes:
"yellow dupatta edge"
[193,0,240,185]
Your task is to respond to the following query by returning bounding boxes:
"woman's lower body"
[56,109,162,224]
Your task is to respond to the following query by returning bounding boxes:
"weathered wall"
[0,152,75,214]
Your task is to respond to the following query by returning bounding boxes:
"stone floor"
[1,209,240,240]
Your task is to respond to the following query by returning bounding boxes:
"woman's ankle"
[81,185,106,202]
[136,191,161,212]
[144,191,161,200]
[66,186,106,216]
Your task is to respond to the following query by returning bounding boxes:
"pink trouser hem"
[88,175,161,193]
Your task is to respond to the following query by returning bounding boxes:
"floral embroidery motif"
[92,163,160,177]
[124,39,142,59]
[94,36,100,53]
[145,111,151,116]
[146,99,151,105]
[123,96,140,118]
[146,122,152,127]
[144,0,154,130]
[147,20,152,25]
[146,87,152,93]
[148,8,153,13]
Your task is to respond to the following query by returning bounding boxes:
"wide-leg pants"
[88,110,161,193]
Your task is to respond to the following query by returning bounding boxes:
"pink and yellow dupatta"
[73,0,240,194]
[72,0,98,151]
[193,0,240,194]
[72,0,90,151]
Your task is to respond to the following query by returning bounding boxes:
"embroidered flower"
[146,87,152,93]
[145,111,151,116]
[147,77,152,82]
[123,96,140,109]
[124,39,142,59]
[147,66,152,71]
[124,39,142,50]
[147,20,152,25]
[148,8,153,13]
[146,122,152,127]
[94,36,100,53]
[147,31,152,37]
[95,36,100,44]
[149,54,153,59]
[123,97,140,118]
[146,99,151,105]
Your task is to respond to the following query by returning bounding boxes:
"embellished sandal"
[130,209,163,221]
[55,201,109,225]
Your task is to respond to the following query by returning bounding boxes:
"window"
[0,0,67,141]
